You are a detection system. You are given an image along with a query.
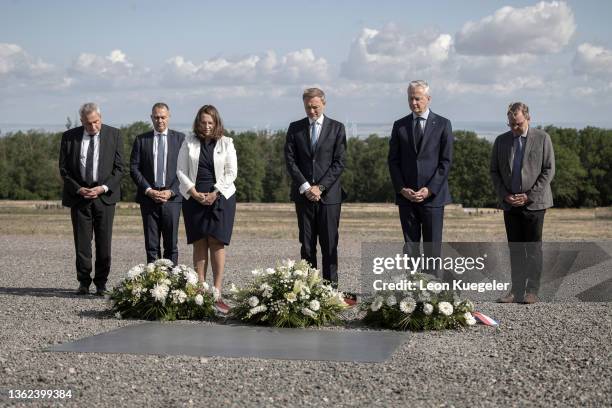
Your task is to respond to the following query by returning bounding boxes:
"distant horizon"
[2,120,611,142]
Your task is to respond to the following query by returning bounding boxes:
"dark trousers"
[504,207,545,299]
[140,200,181,264]
[295,202,341,285]
[70,199,116,288]
[399,204,444,276]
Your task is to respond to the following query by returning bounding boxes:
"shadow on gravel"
[0,286,86,298]
[78,309,115,319]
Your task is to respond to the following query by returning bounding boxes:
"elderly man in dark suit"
[491,102,555,304]
[130,103,185,265]
[284,88,347,288]
[388,80,453,276]
[59,102,124,295]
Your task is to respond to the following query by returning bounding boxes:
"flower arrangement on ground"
[107,259,217,321]
[361,273,477,331]
[229,259,349,328]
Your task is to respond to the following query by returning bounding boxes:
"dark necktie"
[85,134,95,185]
[156,133,165,187]
[414,117,425,152]
[511,136,524,193]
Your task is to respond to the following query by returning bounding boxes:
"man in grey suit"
[491,102,555,304]
[130,103,185,265]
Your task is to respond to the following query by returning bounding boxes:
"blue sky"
[1,0,611,132]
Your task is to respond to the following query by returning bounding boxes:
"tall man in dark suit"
[491,102,555,304]
[59,103,124,295]
[285,88,347,287]
[388,80,453,276]
[130,103,185,265]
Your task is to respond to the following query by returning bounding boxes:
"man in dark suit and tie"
[59,102,124,295]
[388,80,453,276]
[491,102,555,304]
[130,103,185,265]
[284,88,347,288]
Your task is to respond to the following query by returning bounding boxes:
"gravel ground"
[0,234,610,408]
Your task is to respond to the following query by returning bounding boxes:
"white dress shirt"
[146,129,169,193]
[299,114,325,194]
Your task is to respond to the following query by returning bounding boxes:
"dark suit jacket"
[129,129,185,203]
[59,124,124,207]
[388,111,453,207]
[284,116,347,205]
[490,128,555,211]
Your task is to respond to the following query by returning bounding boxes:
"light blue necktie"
[156,133,165,187]
[511,136,523,193]
[310,121,318,151]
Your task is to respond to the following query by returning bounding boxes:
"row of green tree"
[0,123,610,207]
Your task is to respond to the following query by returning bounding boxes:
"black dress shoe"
[76,285,90,295]
[94,286,107,296]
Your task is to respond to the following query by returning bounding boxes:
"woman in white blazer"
[177,105,237,312]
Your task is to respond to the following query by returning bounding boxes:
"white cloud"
[162,49,328,86]
[455,1,575,55]
[340,24,452,82]
[573,43,612,80]
[68,49,150,89]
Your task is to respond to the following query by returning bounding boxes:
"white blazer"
[176,134,237,199]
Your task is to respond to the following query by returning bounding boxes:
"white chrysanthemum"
[265,267,276,275]
[251,269,263,276]
[282,259,296,268]
[184,270,198,286]
[170,266,181,276]
[399,297,417,314]
[210,286,220,301]
[423,303,434,315]
[127,265,144,280]
[146,263,156,273]
[155,258,174,268]
[371,296,384,312]
[114,312,122,319]
[309,299,320,311]
[464,312,476,326]
[150,283,169,303]
[293,269,306,278]
[194,294,204,306]
[200,281,210,291]
[301,307,317,318]
[284,292,297,303]
[386,295,397,307]
[171,289,187,304]
[438,301,454,316]
[248,296,259,307]
[419,290,431,302]
[246,305,267,318]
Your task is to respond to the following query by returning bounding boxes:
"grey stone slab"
[48,322,407,363]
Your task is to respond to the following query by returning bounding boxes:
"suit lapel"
[98,125,108,178]
[167,130,177,177]
[145,131,155,176]
[419,112,437,155]
[314,116,331,156]
[522,128,536,163]
[506,132,514,172]
[405,115,417,155]
[300,118,313,158]
[74,128,84,182]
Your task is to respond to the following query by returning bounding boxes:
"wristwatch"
[318,185,326,192]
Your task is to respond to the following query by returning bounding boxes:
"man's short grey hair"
[152,102,169,112]
[408,80,430,96]
[79,102,101,119]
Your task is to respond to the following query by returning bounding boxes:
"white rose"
[386,295,397,307]
[248,296,259,307]
[146,263,156,273]
[423,303,434,316]
[194,294,204,306]
[301,307,316,318]
[284,292,297,303]
[371,296,384,312]
[309,299,320,311]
